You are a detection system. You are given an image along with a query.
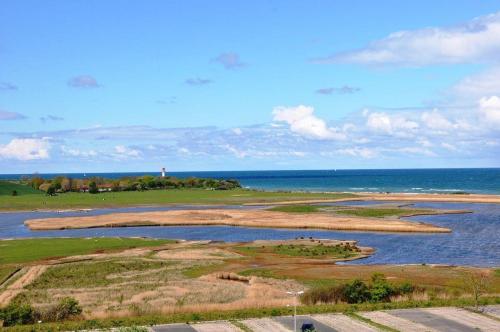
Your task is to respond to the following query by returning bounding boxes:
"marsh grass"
[268,205,322,213]
[182,262,225,278]
[29,259,170,289]
[238,268,282,279]
[333,207,429,218]
[273,244,356,258]
[233,243,358,259]
[268,203,435,219]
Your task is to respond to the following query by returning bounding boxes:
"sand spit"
[25,209,450,233]
[244,192,500,205]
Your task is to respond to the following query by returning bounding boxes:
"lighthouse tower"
[161,167,166,178]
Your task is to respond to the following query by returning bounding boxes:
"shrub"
[301,284,346,305]
[398,282,415,294]
[54,297,82,320]
[0,302,35,326]
[369,273,395,302]
[35,297,82,323]
[343,279,371,303]
[11,190,18,196]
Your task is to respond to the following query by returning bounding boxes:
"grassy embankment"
[0,181,40,196]
[0,181,356,211]
[0,238,173,265]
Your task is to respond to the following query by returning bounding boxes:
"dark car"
[301,322,316,332]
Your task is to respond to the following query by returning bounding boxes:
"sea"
[1,168,499,194]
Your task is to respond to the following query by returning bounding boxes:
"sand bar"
[244,192,500,205]
[25,209,450,233]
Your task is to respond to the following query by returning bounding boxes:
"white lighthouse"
[161,167,166,178]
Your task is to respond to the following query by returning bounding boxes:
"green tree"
[88,181,99,194]
[46,185,56,196]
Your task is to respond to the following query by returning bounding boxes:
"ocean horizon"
[1,168,499,195]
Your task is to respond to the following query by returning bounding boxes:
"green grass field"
[0,186,356,211]
[0,181,41,196]
[0,238,173,264]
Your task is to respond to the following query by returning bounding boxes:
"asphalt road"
[149,305,500,332]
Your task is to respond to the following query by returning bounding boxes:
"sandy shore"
[243,192,500,205]
[25,209,450,233]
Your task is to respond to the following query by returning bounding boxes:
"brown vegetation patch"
[25,208,450,233]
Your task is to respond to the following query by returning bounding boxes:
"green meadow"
[0,238,173,265]
[0,181,355,211]
[0,181,41,196]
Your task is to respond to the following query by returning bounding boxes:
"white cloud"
[114,145,141,158]
[317,12,500,66]
[61,146,97,158]
[337,147,378,159]
[272,105,346,140]
[441,142,458,151]
[452,66,500,98]
[0,138,51,160]
[365,111,419,136]
[421,110,455,131]
[478,96,500,126]
[397,147,437,157]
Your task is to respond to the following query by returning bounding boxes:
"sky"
[0,0,499,173]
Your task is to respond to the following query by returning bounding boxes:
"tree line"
[28,175,241,195]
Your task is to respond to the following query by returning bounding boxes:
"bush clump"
[0,297,82,327]
[0,302,35,326]
[38,297,83,322]
[301,273,414,305]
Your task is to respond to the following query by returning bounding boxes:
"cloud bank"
[317,12,500,66]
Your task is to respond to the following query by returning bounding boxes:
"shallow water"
[0,202,499,267]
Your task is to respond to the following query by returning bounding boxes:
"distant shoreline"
[1,191,500,213]
[1,168,499,195]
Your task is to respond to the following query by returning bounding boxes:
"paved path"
[149,306,500,332]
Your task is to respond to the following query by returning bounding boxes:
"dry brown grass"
[25,208,450,233]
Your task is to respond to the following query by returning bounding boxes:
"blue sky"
[1,0,499,173]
